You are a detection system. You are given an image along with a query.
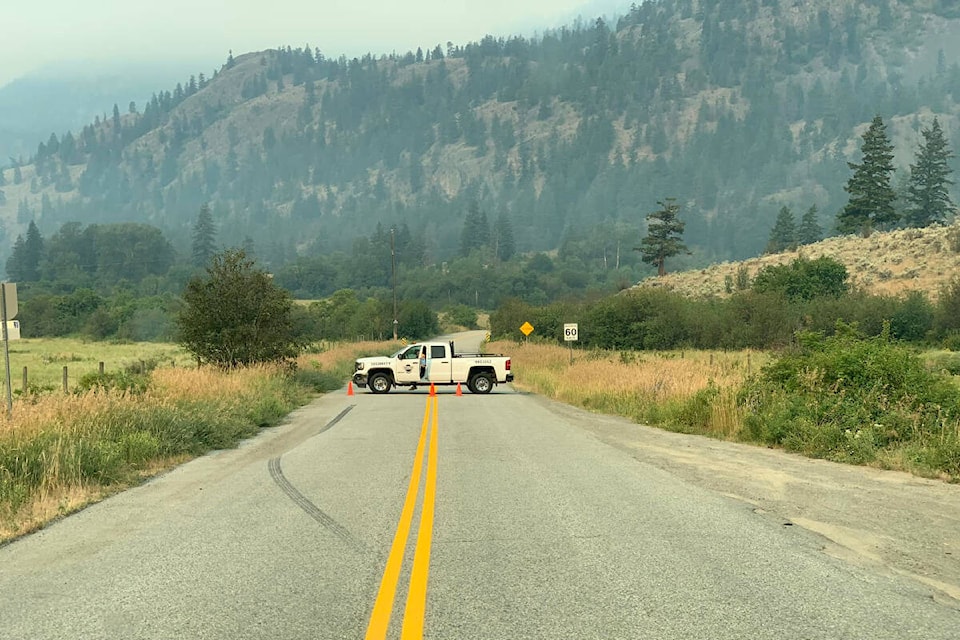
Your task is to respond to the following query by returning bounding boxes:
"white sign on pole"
[563,323,579,342]
[1,283,16,319]
[5,321,20,341]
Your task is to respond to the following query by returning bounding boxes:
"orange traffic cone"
[455,382,463,396]
[429,383,437,397]
[347,381,354,396]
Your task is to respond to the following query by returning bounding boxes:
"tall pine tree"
[906,117,955,227]
[192,203,217,268]
[798,205,823,245]
[636,198,688,277]
[493,210,516,261]
[837,115,898,235]
[766,206,797,253]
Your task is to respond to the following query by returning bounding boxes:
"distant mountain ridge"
[1,0,958,272]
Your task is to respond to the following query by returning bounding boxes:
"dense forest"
[1,0,960,341]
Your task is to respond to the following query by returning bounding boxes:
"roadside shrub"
[740,323,960,470]
[75,371,149,395]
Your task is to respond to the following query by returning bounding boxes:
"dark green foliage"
[933,277,960,340]
[765,206,797,253]
[176,249,304,366]
[636,198,688,277]
[797,205,823,245]
[460,201,491,257]
[740,326,960,471]
[443,303,478,329]
[751,256,849,301]
[191,203,217,268]
[889,291,934,341]
[75,370,149,395]
[837,116,898,234]
[906,117,954,227]
[398,299,440,339]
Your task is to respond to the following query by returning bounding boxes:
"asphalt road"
[0,333,957,639]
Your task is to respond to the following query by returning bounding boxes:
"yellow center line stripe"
[401,395,440,639]
[364,398,433,640]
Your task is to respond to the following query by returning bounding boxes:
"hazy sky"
[1,0,624,87]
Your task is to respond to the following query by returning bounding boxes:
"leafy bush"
[443,304,479,329]
[752,256,848,301]
[740,323,960,470]
[75,371,150,395]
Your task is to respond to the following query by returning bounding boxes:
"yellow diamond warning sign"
[520,321,534,336]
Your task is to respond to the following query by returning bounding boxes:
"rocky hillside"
[0,0,959,270]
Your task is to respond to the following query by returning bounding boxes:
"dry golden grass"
[637,222,960,301]
[495,340,770,438]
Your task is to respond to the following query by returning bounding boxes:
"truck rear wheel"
[369,372,392,394]
[468,372,493,394]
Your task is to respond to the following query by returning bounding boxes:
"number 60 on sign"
[563,323,578,342]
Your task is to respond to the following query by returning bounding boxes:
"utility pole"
[391,228,398,340]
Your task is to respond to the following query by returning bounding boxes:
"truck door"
[395,346,421,385]
[428,344,452,383]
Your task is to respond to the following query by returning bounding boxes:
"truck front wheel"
[468,372,493,394]
[369,372,392,394]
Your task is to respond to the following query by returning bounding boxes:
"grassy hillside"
[637,221,960,301]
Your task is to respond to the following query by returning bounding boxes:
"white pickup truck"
[352,341,513,394]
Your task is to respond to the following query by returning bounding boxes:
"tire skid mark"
[268,405,365,552]
[311,405,355,438]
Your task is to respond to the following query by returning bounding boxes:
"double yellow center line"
[365,395,439,639]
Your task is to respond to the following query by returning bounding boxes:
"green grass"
[2,338,191,394]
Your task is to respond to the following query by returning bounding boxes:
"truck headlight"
[355,362,364,371]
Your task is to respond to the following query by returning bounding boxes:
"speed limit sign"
[563,323,579,342]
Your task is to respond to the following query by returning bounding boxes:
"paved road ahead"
[1,335,957,638]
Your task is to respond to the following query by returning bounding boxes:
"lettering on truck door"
[427,344,450,383]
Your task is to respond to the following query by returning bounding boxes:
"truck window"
[401,347,420,360]
[430,345,446,358]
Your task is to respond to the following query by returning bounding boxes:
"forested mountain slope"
[1,0,959,271]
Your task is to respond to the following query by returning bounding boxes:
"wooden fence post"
[99,361,105,375]
[22,366,27,393]
[62,366,68,394]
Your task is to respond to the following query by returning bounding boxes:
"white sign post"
[563,323,578,364]
[1,283,17,418]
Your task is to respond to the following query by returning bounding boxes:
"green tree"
[13,221,46,282]
[766,206,797,253]
[636,198,688,277]
[192,203,217,268]
[460,201,491,257]
[797,205,823,245]
[493,210,516,261]
[176,249,304,367]
[906,117,955,227]
[837,115,898,234]
[5,235,26,281]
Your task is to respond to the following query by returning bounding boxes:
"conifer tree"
[493,210,516,261]
[460,202,491,256]
[21,221,44,281]
[192,203,217,267]
[798,205,823,245]
[906,117,955,227]
[5,235,25,281]
[636,198,688,276]
[766,206,797,253]
[837,115,898,235]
